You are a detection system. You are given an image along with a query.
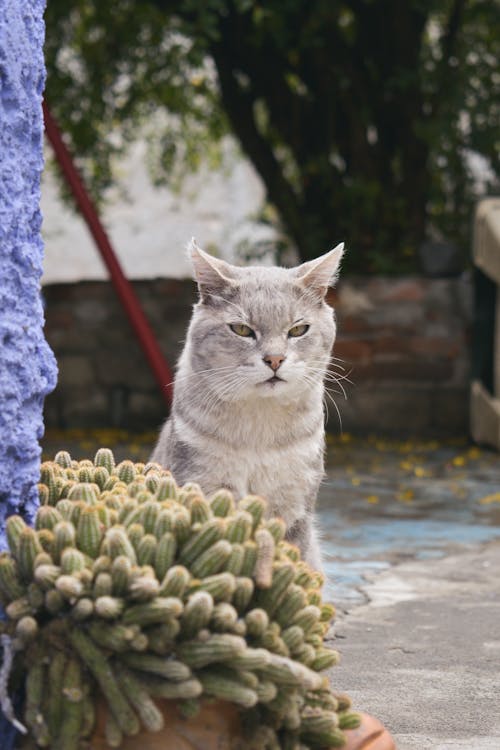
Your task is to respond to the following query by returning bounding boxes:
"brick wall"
[43,275,472,436]
[329,276,472,435]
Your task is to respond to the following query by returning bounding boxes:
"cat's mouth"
[262,375,286,386]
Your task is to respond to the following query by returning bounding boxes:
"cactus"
[254,528,276,588]
[190,539,232,577]
[0,450,358,749]
[181,590,214,637]
[198,668,258,707]
[154,532,177,580]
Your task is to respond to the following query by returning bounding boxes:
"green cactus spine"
[114,664,164,733]
[46,651,66,739]
[35,506,63,531]
[179,517,225,566]
[24,653,50,746]
[232,576,255,612]
[211,602,238,632]
[158,565,190,597]
[68,483,99,504]
[181,591,214,638]
[145,677,202,700]
[254,528,276,588]
[245,608,269,637]
[255,563,295,617]
[6,515,27,556]
[176,633,246,668]
[111,555,132,596]
[189,496,212,524]
[155,476,178,501]
[240,541,258,577]
[137,534,157,566]
[94,448,116,474]
[54,657,84,750]
[15,615,39,643]
[198,668,258,708]
[95,595,125,619]
[52,521,76,563]
[0,554,24,601]
[153,509,173,538]
[310,647,340,671]
[122,653,192,681]
[60,548,86,575]
[225,511,253,543]
[266,517,287,544]
[55,574,83,600]
[69,629,140,736]
[154,532,177,580]
[209,489,234,517]
[195,572,237,602]
[224,542,244,575]
[129,574,160,602]
[122,596,183,626]
[238,495,267,528]
[338,711,362,730]
[190,539,233,578]
[104,527,137,563]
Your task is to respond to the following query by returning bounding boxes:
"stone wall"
[328,276,472,435]
[43,275,473,437]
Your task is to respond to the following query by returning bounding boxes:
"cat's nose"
[263,354,285,371]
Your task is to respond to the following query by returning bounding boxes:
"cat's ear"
[294,243,345,297]
[188,238,237,301]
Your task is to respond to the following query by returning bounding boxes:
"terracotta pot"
[89,699,243,750]
[343,712,397,750]
[89,702,397,750]
[20,701,397,749]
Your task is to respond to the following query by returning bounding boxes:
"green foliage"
[44,0,500,272]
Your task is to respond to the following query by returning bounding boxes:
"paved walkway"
[41,429,500,749]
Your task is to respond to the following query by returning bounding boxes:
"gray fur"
[151,240,344,569]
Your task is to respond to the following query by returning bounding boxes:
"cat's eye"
[288,324,310,338]
[229,323,255,338]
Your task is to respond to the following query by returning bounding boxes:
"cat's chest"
[197,427,324,525]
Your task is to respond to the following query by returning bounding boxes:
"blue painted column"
[0,0,58,548]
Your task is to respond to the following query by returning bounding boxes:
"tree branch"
[209,40,310,254]
[431,0,467,116]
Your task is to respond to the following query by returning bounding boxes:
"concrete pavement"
[329,542,500,750]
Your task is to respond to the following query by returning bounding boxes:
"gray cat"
[151,239,344,569]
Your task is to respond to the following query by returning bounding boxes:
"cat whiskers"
[166,365,235,390]
[196,371,249,422]
[299,372,344,431]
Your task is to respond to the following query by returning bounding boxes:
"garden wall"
[42,275,472,437]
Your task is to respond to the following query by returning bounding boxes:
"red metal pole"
[42,100,173,406]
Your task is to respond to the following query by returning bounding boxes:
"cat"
[151,239,344,569]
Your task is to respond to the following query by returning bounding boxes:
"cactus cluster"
[0,449,360,749]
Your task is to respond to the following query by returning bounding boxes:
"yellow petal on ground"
[399,461,413,471]
[351,477,361,486]
[366,495,379,504]
[414,466,429,477]
[467,447,481,460]
[452,456,466,467]
[479,493,500,505]
[397,489,414,502]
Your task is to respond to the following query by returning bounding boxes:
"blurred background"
[40,0,499,438]
[39,7,500,706]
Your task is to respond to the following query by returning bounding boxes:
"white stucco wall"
[41,137,280,284]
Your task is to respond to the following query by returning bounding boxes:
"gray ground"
[42,429,500,749]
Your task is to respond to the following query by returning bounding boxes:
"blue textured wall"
[0,0,57,548]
